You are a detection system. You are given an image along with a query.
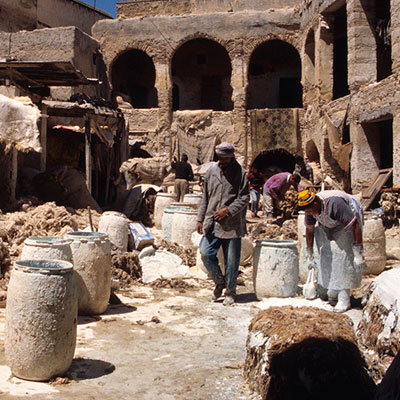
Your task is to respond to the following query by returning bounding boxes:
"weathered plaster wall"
[38,0,111,35]
[0,0,110,35]
[117,0,302,19]
[0,0,37,32]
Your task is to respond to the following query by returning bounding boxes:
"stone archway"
[247,39,302,109]
[171,38,233,111]
[111,49,158,108]
[251,148,296,179]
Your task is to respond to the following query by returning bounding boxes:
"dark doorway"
[362,118,393,171]
[172,84,180,111]
[171,39,233,111]
[376,0,392,81]
[279,78,303,108]
[333,5,350,100]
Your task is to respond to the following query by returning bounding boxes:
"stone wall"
[0,26,101,99]
[117,0,302,19]
[94,0,400,190]
[37,0,111,35]
[299,0,400,189]
[0,0,111,35]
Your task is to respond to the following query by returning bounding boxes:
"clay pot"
[5,260,77,381]
[20,236,72,262]
[253,239,298,299]
[170,208,198,249]
[154,193,177,229]
[363,213,386,275]
[183,193,203,208]
[65,232,112,315]
[98,211,129,251]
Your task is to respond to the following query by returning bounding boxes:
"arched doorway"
[251,149,296,180]
[111,49,158,108]
[247,40,303,109]
[171,38,233,111]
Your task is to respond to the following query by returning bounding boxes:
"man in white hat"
[197,142,249,306]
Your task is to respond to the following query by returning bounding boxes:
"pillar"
[231,55,248,165]
[316,19,334,103]
[347,0,377,90]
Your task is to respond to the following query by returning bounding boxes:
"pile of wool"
[111,249,142,287]
[247,220,297,242]
[156,240,196,267]
[0,202,100,261]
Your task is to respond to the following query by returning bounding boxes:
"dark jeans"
[200,228,242,295]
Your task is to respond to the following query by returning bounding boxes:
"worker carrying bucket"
[297,189,366,313]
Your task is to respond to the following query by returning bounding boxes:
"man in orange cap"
[297,189,365,313]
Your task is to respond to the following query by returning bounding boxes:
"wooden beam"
[40,104,48,172]
[85,118,92,194]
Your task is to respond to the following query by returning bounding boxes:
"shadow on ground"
[236,292,258,304]
[67,358,115,381]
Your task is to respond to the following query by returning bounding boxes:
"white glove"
[352,244,366,272]
[306,247,316,270]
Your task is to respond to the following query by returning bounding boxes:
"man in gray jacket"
[197,142,249,306]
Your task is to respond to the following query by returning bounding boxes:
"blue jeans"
[200,228,242,295]
[250,189,260,214]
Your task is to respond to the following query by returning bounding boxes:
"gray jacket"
[197,160,249,239]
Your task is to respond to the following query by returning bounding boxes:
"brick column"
[391,0,400,73]
[316,20,334,103]
[154,61,172,157]
[392,109,400,185]
[231,56,249,165]
[347,0,377,90]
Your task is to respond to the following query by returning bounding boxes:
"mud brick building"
[91,0,398,192]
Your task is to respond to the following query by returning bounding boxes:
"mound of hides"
[244,306,375,400]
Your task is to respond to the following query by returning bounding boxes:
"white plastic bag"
[303,268,317,300]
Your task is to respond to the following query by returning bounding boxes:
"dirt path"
[0,283,263,400]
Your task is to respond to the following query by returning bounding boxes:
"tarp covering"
[249,108,298,155]
[120,157,170,189]
[0,94,41,152]
[172,110,217,164]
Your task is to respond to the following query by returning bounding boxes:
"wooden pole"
[40,104,48,172]
[10,146,18,202]
[105,147,112,205]
[85,117,92,194]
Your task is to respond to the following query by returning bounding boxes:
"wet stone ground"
[0,283,263,400]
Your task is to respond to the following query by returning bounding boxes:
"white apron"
[313,191,363,291]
